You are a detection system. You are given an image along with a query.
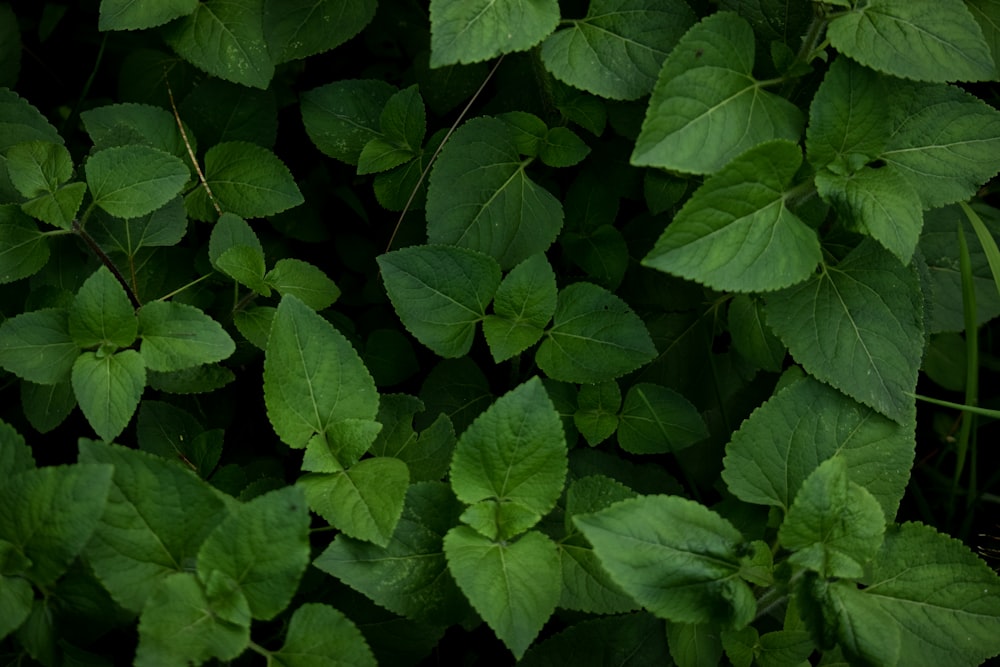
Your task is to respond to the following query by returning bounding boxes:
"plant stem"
[951,220,979,528]
[72,219,142,309]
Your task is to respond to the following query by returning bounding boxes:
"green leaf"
[314,482,471,625]
[0,89,62,153]
[450,377,567,540]
[178,79,276,149]
[20,181,86,229]
[0,419,34,477]
[69,266,137,349]
[197,486,310,620]
[429,0,560,67]
[722,376,915,522]
[136,400,219,475]
[765,240,924,424]
[540,0,695,100]
[265,258,340,310]
[378,244,501,358]
[162,0,273,89]
[0,573,32,641]
[300,80,395,165]
[72,350,146,442]
[821,580,901,667]
[536,282,657,383]
[91,197,187,255]
[879,82,1000,209]
[559,540,638,614]
[6,141,72,198]
[539,127,590,167]
[643,140,821,292]
[80,440,230,613]
[631,12,803,174]
[426,117,564,269]
[727,295,785,373]
[217,246,269,294]
[861,522,1000,666]
[778,457,885,579]
[0,205,49,283]
[574,381,621,447]
[827,0,995,83]
[574,495,755,628]
[369,395,457,482]
[263,0,377,63]
[263,295,379,448]
[138,300,236,372]
[186,141,303,220]
[520,613,670,666]
[299,456,409,547]
[0,464,113,587]
[617,383,707,454]
[0,308,79,384]
[667,622,724,667]
[443,527,561,660]
[135,572,249,667]
[81,103,195,159]
[482,253,557,362]
[235,305,276,350]
[357,85,426,175]
[99,0,198,30]
[85,145,189,219]
[271,603,377,666]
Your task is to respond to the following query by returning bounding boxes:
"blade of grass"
[959,201,1000,298]
[952,216,978,532]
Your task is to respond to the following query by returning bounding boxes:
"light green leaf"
[186,141,303,220]
[540,0,695,100]
[429,0,560,67]
[0,89,62,153]
[358,85,426,174]
[722,376,915,522]
[135,572,249,667]
[482,253,557,362]
[217,246,269,294]
[0,308,79,384]
[263,0,377,63]
[450,377,566,539]
[357,137,415,175]
[20,181,86,229]
[6,141,72,198]
[815,166,923,264]
[536,282,657,383]
[197,486,310,620]
[99,0,198,30]
[574,381,621,447]
[68,266,137,349]
[85,145,189,219]
[822,580,901,667]
[138,300,235,372]
[617,383,707,454]
[827,0,995,83]
[313,482,470,626]
[778,457,885,579]
[0,205,49,283]
[208,212,264,263]
[444,527,561,660]
[302,421,382,473]
[299,456,409,547]
[72,349,146,442]
[271,603,377,666]
[426,117,564,269]
[0,464,113,587]
[162,0,273,89]
[81,103,195,159]
[631,12,803,174]
[879,82,1000,209]
[378,244,501,358]
[91,197,187,255]
[300,80,395,165]
[765,240,924,424]
[263,295,379,448]
[643,140,821,292]
[574,495,755,628]
[727,294,785,373]
[265,258,340,310]
[861,522,1000,666]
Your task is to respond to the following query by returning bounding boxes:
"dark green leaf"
[263,0,377,63]
[0,89,62,153]
[617,383,707,454]
[0,205,49,282]
[574,381,621,447]
[301,80,395,164]
[72,350,146,441]
[6,141,72,198]
[264,258,340,310]
[519,613,670,666]
[81,103,195,159]
[91,197,187,255]
[86,145,189,219]
[68,266,137,349]
[138,300,235,371]
[483,253,557,362]
[0,308,79,384]
[429,0,560,66]
[99,0,198,30]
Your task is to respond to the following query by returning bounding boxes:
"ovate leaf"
[765,240,923,424]
[90,197,188,254]
[72,350,146,442]
[81,103,195,159]
[427,117,564,269]
[631,12,803,174]
[429,0,560,67]
[574,495,755,628]
[271,603,377,666]
[0,205,49,283]
[162,0,273,89]
[722,376,915,522]
[138,301,236,372]
[6,141,72,198]
[20,182,86,230]
[536,282,656,383]
[0,89,62,153]
[378,245,501,358]
[0,308,79,384]
[540,0,695,100]
[482,253,557,362]
[263,0,377,63]
[450,377,567,540]
[86,145,189,219]
[827,0,995,83]
[643,140,821,292]
[300,80,395,164]
[574,382,621,447]
[444,527,561,660]
[99,0,198,30]
[264,258,340,311]
[68,266,137,349]
[617,383,707,454]
[264,295,379,448]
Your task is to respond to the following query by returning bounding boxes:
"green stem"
[910,394,1000,419]
[154,273,213,303]
[951,220,979,527]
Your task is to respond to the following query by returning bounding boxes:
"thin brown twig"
[164,70,222,217]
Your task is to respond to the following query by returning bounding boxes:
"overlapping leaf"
[99,0,198,30]
[138,301,235,372]
[0,205,49,283]
[86,145,189,219]
[300,80,395,164]
[72,350,146,442]
[483,254,557,362]
[263,0,377,63]
[271,603,377,666]
[69,266,137,349]
[429,0,560,66]
[617,383,707,454]
[0,89,62,153]
[0,309,79,384]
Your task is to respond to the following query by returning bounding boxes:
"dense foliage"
[3,0,1000,665]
